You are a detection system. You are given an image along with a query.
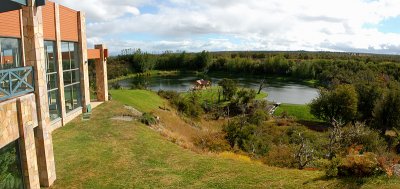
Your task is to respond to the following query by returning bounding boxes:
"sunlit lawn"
[50,90,400,189]
[274,103,321,122]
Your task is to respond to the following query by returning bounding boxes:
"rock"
[124,105,143,117]
[393,164,400,177]
[111,116,134,122]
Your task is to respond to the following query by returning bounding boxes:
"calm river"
[117,74,319,104]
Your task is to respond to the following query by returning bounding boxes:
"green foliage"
[193,50,211,71]
[140,112,158,125]
[159,90,203,118]
[218,78,238,101]
[340,123,387,154]
[355,82,383,122]
[248,108,269,126]
[111,82,122,89]
[157,90,180,100]
[338,147,382,177]
[326,122,387,160]
[193,132,231,152]
[224,117,254,148]
[236,88,256,105]
[0,142,23,189]
[310,84,358,124]
[373,83,400,132]
[263,144,296,168]
[132,49,156,73]
[324,157,340,177]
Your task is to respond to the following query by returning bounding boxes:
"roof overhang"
[0,0,45,13]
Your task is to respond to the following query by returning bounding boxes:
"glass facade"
[0,141,24,189]
[0,38,21,70]
[45,41,61,121]
[62,42,81,113]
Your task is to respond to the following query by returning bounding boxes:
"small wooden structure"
[194,79,211,90]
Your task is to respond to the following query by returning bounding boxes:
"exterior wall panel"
[42,1,56,40]
[87,49,100,59]
[0,10,21,38]
[59,5,78,42]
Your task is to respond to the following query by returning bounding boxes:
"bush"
[140,112,158,125]
[263,144,296,168]
[193,132,231,152]
[337,146,383,177]
[157,90,180,100]
[111,82,122,90]
[248,108,269,126]
[341,123,387,155]
[323,157,340,177]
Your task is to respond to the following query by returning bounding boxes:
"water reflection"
[118,74,318,104]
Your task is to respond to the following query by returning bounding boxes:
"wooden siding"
[42,1,56,40]
[0,10,21,38]
[59,5,78,42]
[87,49,100,59]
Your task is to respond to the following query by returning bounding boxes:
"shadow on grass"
[304,175,369,189]
[296,120,329,132]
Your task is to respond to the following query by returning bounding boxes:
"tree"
[373,83,400,133]
[293,132,315,169]
[310,84,358,124]
[355,82,382,123]
[218,78,237,101]
[194,50,211,71]
[257,79,266,94]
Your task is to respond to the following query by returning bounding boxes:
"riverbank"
[108,70,320,88]
[108,70,183,84]
[111,71,319,104]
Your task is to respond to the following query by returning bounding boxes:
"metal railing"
[0,66,34,101]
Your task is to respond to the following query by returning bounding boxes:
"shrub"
[111,82,121,90]
[140,112,158,125]
[248,108,269,126]
[340,123,387,155]
[157,90,180,100]
[263,144,296,168]
[193,132,231,152]
[323,157,341,177]
[337,146,383,177]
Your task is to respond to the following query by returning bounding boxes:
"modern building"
[0,0,108,188]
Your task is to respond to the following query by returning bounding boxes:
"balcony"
[0,66,34,101]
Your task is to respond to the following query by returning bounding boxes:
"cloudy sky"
[53,0,400,55]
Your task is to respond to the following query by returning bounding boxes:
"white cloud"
[53,0,400,54]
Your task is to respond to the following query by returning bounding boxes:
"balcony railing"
[0,66,34,101]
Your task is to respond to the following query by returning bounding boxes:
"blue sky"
[54,0,400,55]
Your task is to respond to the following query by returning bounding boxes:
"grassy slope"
[274,103,321,122]
[110,90,164,112]
[183,87,267,104]
[51,90,400,189]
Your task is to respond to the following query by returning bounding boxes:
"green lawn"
[110,89,165,112]
[50,90,400,188]
[182,87,267,104]
[274,103,321,122]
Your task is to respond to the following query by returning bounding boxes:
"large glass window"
[0,38,21,70]
[45,41,61,121]
[62,42,81,113]
[0,141,24,189]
